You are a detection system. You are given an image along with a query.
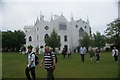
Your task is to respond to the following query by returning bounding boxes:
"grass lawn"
[0,52,2,79]
[2,51,118,78]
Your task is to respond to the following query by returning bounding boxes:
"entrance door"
[64,45,68,52]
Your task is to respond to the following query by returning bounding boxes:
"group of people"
[89,47,101,62]
[25,45,119,80]
[80,47,119,63]
[61,48,72,58]
[25,45,56,80]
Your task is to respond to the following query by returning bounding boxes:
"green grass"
[0,52,2,79]
[2,52,118,78]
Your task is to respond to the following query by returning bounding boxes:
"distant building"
[24,14,91,52]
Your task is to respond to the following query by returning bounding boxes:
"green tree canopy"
[44,29,61,52]
[93,32,106,48]
[80,32,91,48]
[105,18,120,48]
[80,32,106,49]
[2,30,26,52]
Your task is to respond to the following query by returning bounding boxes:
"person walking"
[68,49,72,58]
[25,45,36,80]
[89,48,94,61]
[80,47,86,62]
[62,48,67,58]
[96,48,101,62]
[40,45,56,80]
[112,47,119,62]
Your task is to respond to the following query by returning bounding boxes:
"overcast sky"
[0,0,119,34]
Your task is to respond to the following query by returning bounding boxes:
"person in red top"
[96,48,101,62]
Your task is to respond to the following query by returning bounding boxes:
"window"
[58,36,61,41]
[44,26,49,30]
[64,45,68,52]
[64,35,67,42]
[25,30,27,32]
[59,22,67,30]
[84,26,87,28]
[29,36,32,41]
[79,28,84,37]
[44,34,49,39]
[76,25,78,28]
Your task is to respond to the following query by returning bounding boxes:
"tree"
[93,32,106,48]
[44,29,61,52]
[105,18,120,48]
[2,30,26,52]
[2,31,14,51]
[13,30,26,51]
[80,32,91,51]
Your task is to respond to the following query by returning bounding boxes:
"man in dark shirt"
[62,48,67,58]
[96,48,101,62]
[40,45,56,80]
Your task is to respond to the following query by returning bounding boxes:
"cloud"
[1,0,119,2]
[1,2,118,34]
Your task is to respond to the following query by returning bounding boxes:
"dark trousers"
[81,54,85,62]
[96,55,100,61]
[25,67,36,80]
[68,54,71,58]
[46,68,54,80]
[114,55,118,61]
[63,54,66,58]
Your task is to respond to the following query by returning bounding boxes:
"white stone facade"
[24,14,91,52]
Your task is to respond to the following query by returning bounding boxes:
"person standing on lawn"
[25,45,36,80]
[80,47,86,62]
[68,49,72,58]
[96,48,101,62]
[40,45,56,80]
[112,47,119,62]
[89,48,95,61]
[62,48,67,58]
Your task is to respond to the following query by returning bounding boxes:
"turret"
[40,12,44,21]
[71,13,74,22]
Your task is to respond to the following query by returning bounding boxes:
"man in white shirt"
[25,45,36,80]
[112,47,119,62]
[80,47,86,62]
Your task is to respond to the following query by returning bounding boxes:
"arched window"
[64,35,67,42]
[44,34,49,39]
[29,36,32,41]
[76,25,78,28]
[79,27,84,37]
[58,35,61,41]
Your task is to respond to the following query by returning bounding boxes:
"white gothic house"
[24,14,91,52]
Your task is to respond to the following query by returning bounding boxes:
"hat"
[27,45,33,49]
[45,44,48,47]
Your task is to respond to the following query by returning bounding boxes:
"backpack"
[30,52,39,66]
[50,52,58,63]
